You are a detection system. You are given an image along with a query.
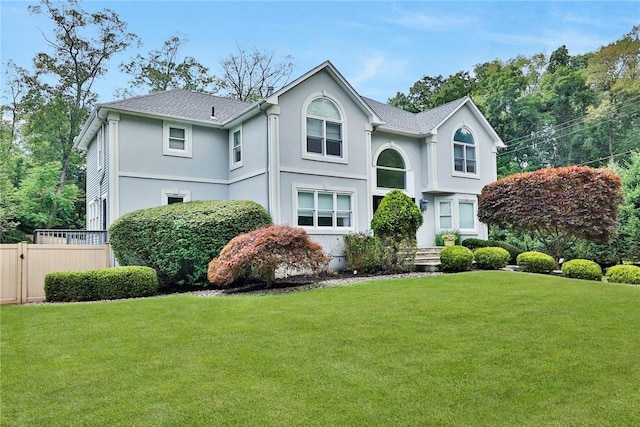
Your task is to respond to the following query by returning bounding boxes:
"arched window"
[453,127,476,174]
[376,148,406,189]
[306,97,343,158]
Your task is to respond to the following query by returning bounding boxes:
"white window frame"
[161,189,192,205]
[163,122,192,158]
[87,199,100,231]
[434,195,478,233]
[301,93,348,164]
[229,126,243,170]
[451,125,479,178]
[96,126,104,171]
[295,186,355,233]
[373,144,411,191]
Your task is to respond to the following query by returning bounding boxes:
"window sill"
[163,149,192,158]
[302,153,348,165]
[451,172,480,179]
[300,227,353,235]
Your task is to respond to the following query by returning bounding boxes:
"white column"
[365,124,373,227]
[267,106,281,223]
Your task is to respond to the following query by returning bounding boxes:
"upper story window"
[305,97,343,159]
[376,148,406,189]
[453,127,476,174]
[163,122,192,158]
[96,126,104,171]
[230,126,242,169]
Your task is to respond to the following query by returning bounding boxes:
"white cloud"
[386,10,476,31]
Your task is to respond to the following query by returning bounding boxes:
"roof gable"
[265,61,384,126]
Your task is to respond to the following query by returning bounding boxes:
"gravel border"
[188,271,443,297]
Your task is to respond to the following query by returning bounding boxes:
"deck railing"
[34,229,109,245]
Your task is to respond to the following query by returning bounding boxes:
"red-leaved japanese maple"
[207,224,330,288]
[478,166,623,263]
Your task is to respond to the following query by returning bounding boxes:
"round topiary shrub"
[605,265,640,285]
[516,251,555,273]
[109,200,272,288]
[561,259,603,281]
[440,245,474,272]
[474,247,511,270]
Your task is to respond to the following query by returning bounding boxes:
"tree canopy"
[478,166,623,261]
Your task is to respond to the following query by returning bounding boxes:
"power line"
[576,149,640,167]
[498,106,640,157]
[498,94,640,153]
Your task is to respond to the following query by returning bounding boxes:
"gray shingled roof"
[100,88,467,134]
[100,89,254,124]
[363,96,469,134]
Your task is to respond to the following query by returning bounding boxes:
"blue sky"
[1,1,639,104]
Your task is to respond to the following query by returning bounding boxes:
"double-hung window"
[297,190,352,229]
[453,127,476,175]
[230,127,242,169]
[163,122,192,157]
[305,97,343,158]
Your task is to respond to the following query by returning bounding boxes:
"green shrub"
[474,247,511,270]
[45,266,158,302]
[461,238,491,250]
[370,191,422,274]
[516,251,556,274]
[440,245,474,272]
[435,230,461,246]
[343,232,382,273]
[371,190,423,241]
[605,265,640,285]
[109,200,272,288]
[491,241,523,265]
[561,259,603,281]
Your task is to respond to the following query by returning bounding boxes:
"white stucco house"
[75,61,505,267]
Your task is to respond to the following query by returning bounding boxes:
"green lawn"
[2,271,639,426]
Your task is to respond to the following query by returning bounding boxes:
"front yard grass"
[1,271,639,426]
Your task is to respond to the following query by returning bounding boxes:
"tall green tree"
[10,0,138,230]
[118,34,218,97]
[388,71,475,112]
[585,26,640,164]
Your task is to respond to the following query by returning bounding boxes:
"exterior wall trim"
[118,169,267,185]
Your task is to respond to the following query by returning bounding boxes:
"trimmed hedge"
[474,247,511,270]
[561,259,603,281]
[516,251,555,274]
[491,241,522,265]
[109,200,272,288]
[605,265,640,285]
[461,238,492,250]
[462,238,522,264]
[440,245,474,272]
[45,266,158,302]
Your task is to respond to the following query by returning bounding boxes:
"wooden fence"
[0,242,112,305]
